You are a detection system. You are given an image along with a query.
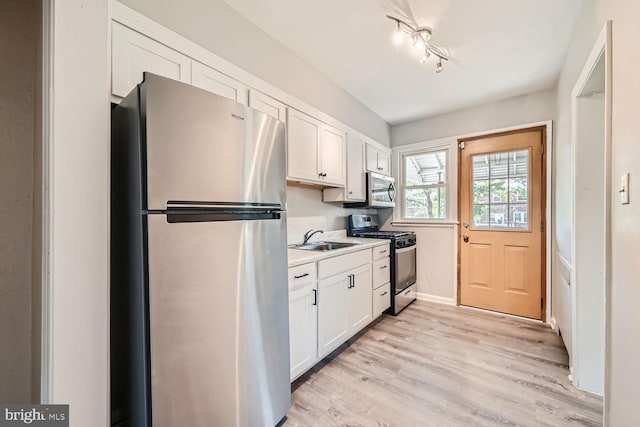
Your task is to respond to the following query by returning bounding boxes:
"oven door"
[395,245,416,292]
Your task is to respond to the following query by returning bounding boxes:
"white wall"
[119,0,389,146]
[46,1,110,425]
[287,186,377,234]
[390,88,556,146]
[554,0,640,423]
[604,3,640,424]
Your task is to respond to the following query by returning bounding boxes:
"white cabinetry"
[287,108,346,187]
[323,133,366,202]
[112,22,191,98]
[249,89,287,122]
[348,265,373,334]
[317,250,372,358]
[317,273,350,358]
[366,144,392,176]
[371,244,391,318]
[288,263,317,380]
[191,61,247,104]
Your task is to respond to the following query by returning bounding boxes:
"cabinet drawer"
[372,258,391,289]
[288,263,316,289]
[373,283,391,317]
[318,249,371,280]
[373,244,390,260]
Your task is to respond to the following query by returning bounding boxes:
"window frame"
[393,142,456,224]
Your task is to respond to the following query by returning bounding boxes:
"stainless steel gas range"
[348,214,417,315]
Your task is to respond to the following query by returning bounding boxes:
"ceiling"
[223,0,584,124]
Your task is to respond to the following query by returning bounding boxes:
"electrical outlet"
[620,173,630,204]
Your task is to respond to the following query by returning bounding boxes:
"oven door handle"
[395,245,416,254]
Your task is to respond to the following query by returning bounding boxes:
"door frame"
[570,21,612,397]
[456,122,553,322]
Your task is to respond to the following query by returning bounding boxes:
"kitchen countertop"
[288,237,390,268]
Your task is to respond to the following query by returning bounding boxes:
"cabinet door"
[287,109,321,183]
[348,264,373,336]
[191,61,248,104]
[346,134,366,200]
[249,90,286,122]
[377,150,392,176]
[289,283,318,380]
[112,22,191,98]
[365,144,379,173]
[317,274,349,358]
[319,125,346,186]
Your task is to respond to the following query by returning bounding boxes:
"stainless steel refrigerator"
[111,73,291,427]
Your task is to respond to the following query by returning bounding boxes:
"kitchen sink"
[293,241,359,251]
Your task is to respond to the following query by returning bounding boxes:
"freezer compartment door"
[141,74,286,210]
[146,214,291,427]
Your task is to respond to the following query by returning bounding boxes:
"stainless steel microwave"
[344,172,396,209]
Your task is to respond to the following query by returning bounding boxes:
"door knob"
[463,234,469,243]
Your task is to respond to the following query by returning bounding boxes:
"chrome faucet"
[303,229,324,244]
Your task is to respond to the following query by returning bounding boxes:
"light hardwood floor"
[285,301,602,427]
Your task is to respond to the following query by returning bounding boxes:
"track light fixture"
[386,15,449,73]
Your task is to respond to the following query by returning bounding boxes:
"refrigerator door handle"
[166,201,283,210]
[166,210,283,223]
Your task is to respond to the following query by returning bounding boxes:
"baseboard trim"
[549,316,558,332]
[416,293,456,306]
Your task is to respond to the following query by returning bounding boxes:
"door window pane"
[472,149,530,229]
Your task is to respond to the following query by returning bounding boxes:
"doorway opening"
[569,21,611,396]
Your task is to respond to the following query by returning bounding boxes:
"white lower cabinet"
[289,282,317,380]
[373,283,391,317]
[317,273,350,358]
[348,265,373,335]
[288,247,383,379]
[372,244,391,319]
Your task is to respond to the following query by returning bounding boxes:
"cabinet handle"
[294,273,309,279]
[379,250,387,254]
[348,274,354,289]
[348,191,353,194]
[380,291,388,296]
[351,274,355,288]
[380,265,388,270]
[312,289,317,306]
[377,166,383,170]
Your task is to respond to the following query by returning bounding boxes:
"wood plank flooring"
[285,301,602,427]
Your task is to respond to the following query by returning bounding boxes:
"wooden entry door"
[459,128,545,319]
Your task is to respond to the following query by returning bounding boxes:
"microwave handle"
[387,183,396,202]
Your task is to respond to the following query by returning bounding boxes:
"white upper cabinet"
[112,22,191,98]
[366,144,392,176]
[191,61,248,104]
[346,134,366,200]
[287,108,346,187]
[287,108,321,183]
[319,125,346,186]
[323,133,365,202]
[249,89,287,122]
